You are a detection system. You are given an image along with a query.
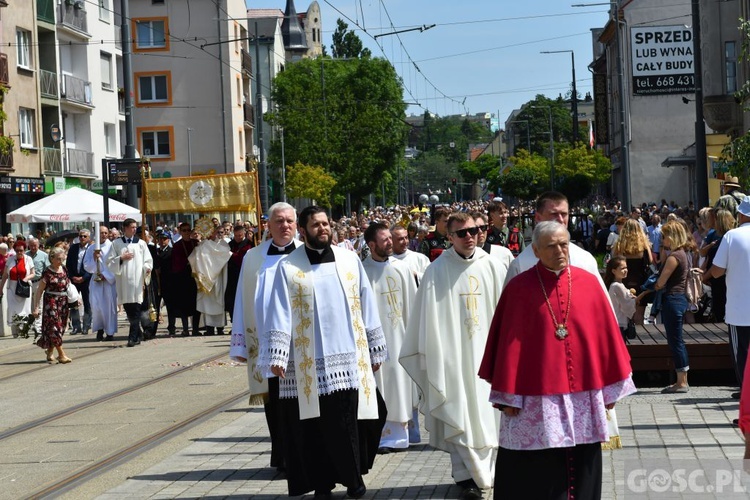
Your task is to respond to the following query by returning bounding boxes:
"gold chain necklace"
[535,265,572,340]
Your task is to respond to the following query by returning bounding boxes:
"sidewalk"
[98,386,747,499]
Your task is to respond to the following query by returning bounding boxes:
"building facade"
[592,0,699,207]
[127,0,251,179]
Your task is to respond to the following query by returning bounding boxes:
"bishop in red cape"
[479,221,635,500]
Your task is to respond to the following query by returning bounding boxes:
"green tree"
[408,150,459,195]
[331,19,371,59]
[498,166,538,201]
[511,95,573,157]
[507,149,550,189]
[459,154,500,184]
[285,162,337,207]
[267,54,406,211]
[555,142,612,185]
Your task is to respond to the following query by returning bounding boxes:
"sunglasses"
[79,234,88,238]
[475,224,488,232]
[451,227,480,238]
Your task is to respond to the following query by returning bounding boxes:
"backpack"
[507,228,521,257]
[685,267,704,312]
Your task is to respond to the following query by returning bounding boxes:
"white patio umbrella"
[5,187,141,223]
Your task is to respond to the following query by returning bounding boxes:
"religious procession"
[4,170,750,498]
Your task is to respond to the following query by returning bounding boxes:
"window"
[104,123,116,156]
[100,52,113,90]
[19,108,36,148]
[134,18,168,50]
[16,29,32,69]
[138,127,173,160]
[726,41,738,94]
[99,0,111,22]
[136,72,171,105]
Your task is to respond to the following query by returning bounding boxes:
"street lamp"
[572,1,631,209]
[540,50,578,144]
[531,105,555,189]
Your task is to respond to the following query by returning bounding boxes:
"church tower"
[281,0,308,62]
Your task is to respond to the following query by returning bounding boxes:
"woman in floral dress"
[33,247,72,364]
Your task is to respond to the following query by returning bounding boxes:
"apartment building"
[0,0,124,233]
[128,0,251,179]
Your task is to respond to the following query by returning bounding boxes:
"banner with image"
[143,171,260,214]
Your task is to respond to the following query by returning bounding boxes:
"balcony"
[61,74,93,107]
[40,69,58,99]
[58,2,89,37]
[243,102,254,127]
[65,148,95,176]
[0,53,8,88]
[118,93,125,114]
[241,49,252,77]
[43,147,62,175]
[37,0,55,24]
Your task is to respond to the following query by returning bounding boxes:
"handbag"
[15,278,30,298]
[13,261,30,298]
[624,319,637,340]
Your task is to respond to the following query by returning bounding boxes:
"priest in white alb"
[401,212,507,500]
[390,225,429,286]
[84,224,118,341]
[229,202,301,471]
[106,218,153,347]
[259,206,387,500]
[362,221,418,453]
[189,223,231,335]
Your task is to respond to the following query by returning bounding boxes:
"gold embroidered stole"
[284,246,378,420]
[241,240,272,405]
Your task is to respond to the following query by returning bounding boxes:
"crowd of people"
[3,177,750,498]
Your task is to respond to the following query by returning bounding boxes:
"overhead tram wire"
[374,0,466,113]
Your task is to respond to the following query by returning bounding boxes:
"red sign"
[50,214,71,221]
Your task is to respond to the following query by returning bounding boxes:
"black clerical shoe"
[104,335,114,341]
[732,392,741,399]
[459,487,483,500]
[96,330,104,341]
[346,485,367,499]
[377,447,393,454]
[313,492,332,500]
[733,418,740,427]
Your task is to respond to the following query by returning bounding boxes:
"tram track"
[0,351,229,442]
[0,344,114,383]
[28,389,250,499]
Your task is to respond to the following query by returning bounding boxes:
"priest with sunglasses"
[401,212,507,500]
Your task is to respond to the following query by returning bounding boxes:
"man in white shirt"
[705,196,750,425]
[505,191,606,298]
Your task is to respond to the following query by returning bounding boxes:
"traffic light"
[451,178,457,185]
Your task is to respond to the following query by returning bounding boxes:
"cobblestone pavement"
[97,384,749,499]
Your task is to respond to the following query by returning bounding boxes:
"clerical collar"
[457,251,475,260]
[267,241,295,255]
[304,245,335,265]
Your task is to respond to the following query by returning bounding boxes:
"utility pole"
[254,22,268,212]
[692,0,708,207]
[541,50,579,143]
[121,0,137,208]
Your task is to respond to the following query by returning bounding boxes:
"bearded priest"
[259,206,387,500]
[479,221,635,499]
[401,211,507,500]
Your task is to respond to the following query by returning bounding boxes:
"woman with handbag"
[612,218,653,324]
[0,239,35,337]
[32,247,73,364]
[656,221,692,393]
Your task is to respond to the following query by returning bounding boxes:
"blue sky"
[247,1,612,123]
